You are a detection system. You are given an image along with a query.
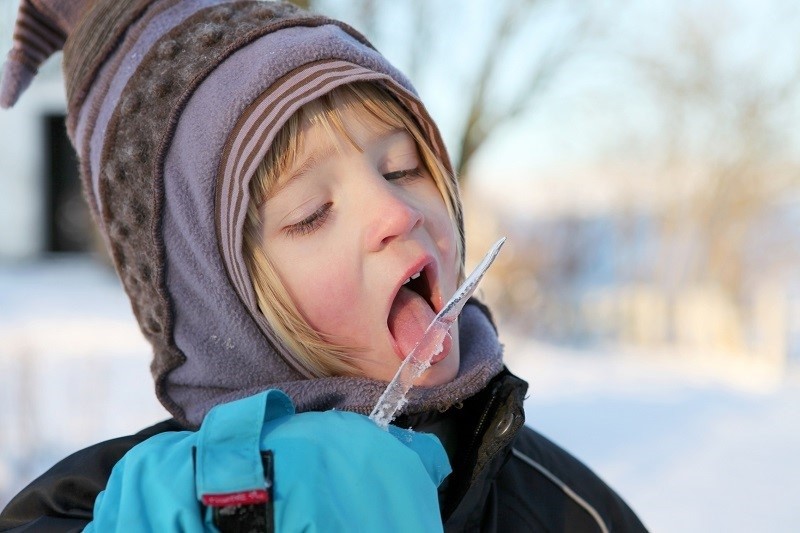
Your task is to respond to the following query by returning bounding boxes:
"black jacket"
[0,369,647,532]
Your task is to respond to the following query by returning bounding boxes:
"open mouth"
[387,262,451,363]
[402,266,435,311]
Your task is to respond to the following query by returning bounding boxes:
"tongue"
[388,286,437,359]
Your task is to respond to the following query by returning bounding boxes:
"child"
[0,0,647,531]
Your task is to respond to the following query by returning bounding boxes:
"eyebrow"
[265,143,338,202]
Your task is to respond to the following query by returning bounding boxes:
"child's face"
[259,105,461,385]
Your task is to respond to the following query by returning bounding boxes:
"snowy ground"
[503,338,800,532]
[1,256,798,531]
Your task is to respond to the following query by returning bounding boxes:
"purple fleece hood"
[1,0,504,427]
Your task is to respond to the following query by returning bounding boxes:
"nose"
[364,179,424,252]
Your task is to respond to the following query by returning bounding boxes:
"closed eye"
[285,202,332,237]
[383,167,423,183]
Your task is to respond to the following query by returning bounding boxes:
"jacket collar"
[398,367,528,527]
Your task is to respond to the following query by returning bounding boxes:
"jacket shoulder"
[495,425,648,532]
[0,419,182,532]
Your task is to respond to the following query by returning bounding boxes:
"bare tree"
[629,4,800,298]
[453,0,591,180]
[308,0,593,184]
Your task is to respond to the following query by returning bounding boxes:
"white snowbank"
[503,336,800,533]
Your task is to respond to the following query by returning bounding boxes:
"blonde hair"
[243,82,463,378]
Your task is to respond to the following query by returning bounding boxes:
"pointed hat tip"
[0,58,36,109]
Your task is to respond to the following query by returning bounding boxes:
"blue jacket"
[0,369,648,532]
[84,390,450,532]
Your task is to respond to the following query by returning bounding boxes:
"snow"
[0,257,169,509]
[503,337,800,532]
[2,257,799,531]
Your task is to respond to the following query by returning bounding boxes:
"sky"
[313,0,800,187]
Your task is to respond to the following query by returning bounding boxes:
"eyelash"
[284,167,423,237]
[383,166,423,183]
[286,202,332,237]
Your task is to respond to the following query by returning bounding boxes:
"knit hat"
[1,0,504,427]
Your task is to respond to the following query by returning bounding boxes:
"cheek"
[271,244,362,335]
[439,215,459,265]
[425,195,460,271]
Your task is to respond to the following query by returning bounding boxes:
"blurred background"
[1,0,799,530]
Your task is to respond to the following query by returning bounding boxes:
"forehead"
[299,98,403,153]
